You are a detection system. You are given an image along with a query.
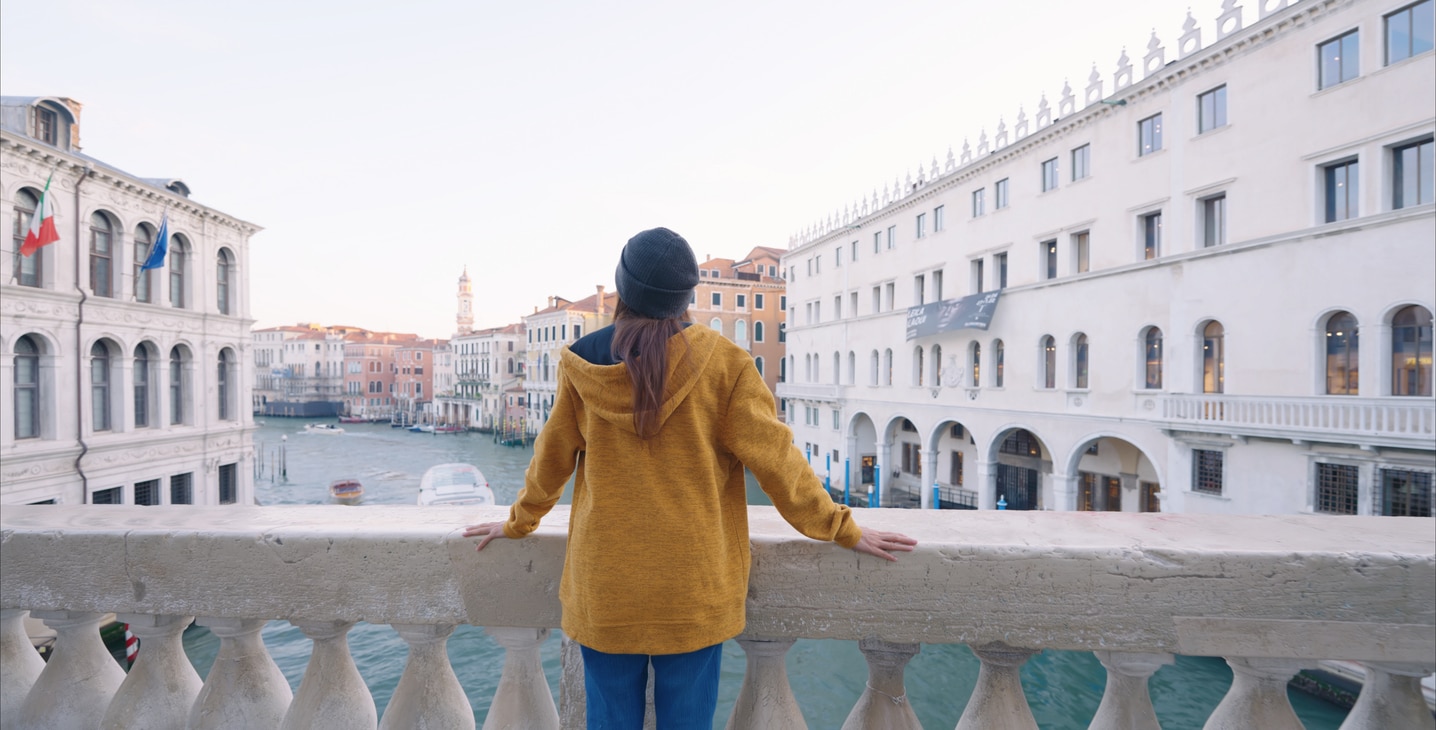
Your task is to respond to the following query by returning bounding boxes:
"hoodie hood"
[558,323,720,435]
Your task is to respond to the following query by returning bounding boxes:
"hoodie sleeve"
[504,365,585,539]
[720,362,863,548]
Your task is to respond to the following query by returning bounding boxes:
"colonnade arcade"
[840,411,1164,512]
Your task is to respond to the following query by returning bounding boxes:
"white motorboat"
[417,463,495,507]
[305,423,345,434]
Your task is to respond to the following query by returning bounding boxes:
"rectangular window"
[850,291,858,317]
[1142,212,1163,259]
[779,295,786,310]
[1071,144,1091,180]
[737,294,747,309]
[1139,114,1164,156]
[833,248,842,268]
[1041,158,1059,191]
[91,486,122,504]
[135,479,160,506]
[1379,468,1432,516]
[1073,231,1090,273]
[934,205,945,232]
[1319,30,1360,89]
[886,225,896,249]
[755,293,764,309]
[932,270,943,300]
[995,178,1009,209]
[850,241,858,262]
[1393,137,1434,208]
[814,301,821,323]
[711,292,722,308]
[972,260,985,293]
[1202,194,1227,247]
[874,232,882,253]
[35,107,59,145]
[1198,85,1228,133]
[972,188,986,217]
[1042,240,1058,280]
[884,282,895,311]
[1324,159,1359,222]
[1192,449,1224,495]
[1387,1,1435,65]
[995,252,1008,289]
[834,295,842,319]
[219,463,237,504]
[914,275,925,306]
[916,213,927,238]
[1315,462,1360,514]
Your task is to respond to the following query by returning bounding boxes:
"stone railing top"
[2,505,1432,661]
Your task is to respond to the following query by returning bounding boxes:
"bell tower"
[456,266,474,334]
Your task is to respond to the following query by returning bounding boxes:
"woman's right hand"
[851,529,918,561]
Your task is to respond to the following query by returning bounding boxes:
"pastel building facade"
[524,288,617,432]
[1,96,260,506]
[778,0,1434,515]
[690,247,789,406]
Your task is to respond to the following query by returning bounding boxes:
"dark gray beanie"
[614,227,700,319]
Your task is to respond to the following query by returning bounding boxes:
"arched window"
[914,346,925,386]
[883,349,893,386]
[847,351,856,385]
[755,356,764,376]
[134,345,151,428]
[1144,327,1164,389]
[970,342,981,387]
[709,318,723,336]
[931,345,942,386]
[1324,312,1358,395]
[134,223,155,303]
[754,321,765,343]
[169,234,188,308]
[91,341,112,431]
[217,249,234,315]
[1041,335,1056,389]
[1074,333,1089,389]
[1392,305,1433,396]
[218,349,235,420]
[994,339,1005,387]
[90,212,114,298]
[869,350,879,386]
[781,356,790,383]
[734,319,747,343]
[13,188,42,288]
[1202,321,1225,393]
[832,352,840,385]
[14,335,40,438]
[170,346,186,425]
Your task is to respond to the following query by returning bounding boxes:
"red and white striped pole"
[123,623,137,667]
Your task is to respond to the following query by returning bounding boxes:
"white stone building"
[523,288,616,433]
[778,0,1435,516]
[1,96,260,506]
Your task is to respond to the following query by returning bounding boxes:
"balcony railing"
[2,505,1432,729]
[1159,394,1435,450]
[775,383,841,401]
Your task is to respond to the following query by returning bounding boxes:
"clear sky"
[3,0,1198,338]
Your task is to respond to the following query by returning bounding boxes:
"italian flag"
[20,174,59,257]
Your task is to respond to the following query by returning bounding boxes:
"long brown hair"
[611,298,689,439]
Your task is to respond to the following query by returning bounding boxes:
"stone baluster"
[726,638,805,729]
[281,620,377,730]
[100,614,202,730]
[1090,651,1173,730]
[1203,657,1309,730]
[188,617,293,730]
[1,609,46,727]
[841,638,921,730]
[483,627,559,730]
[1339,662,1436,730]
[955,642,1040,730]
[16,610,126,730]
[380,624,473,730]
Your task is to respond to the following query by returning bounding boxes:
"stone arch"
[982,425,1054,511]
[926,417,981,509]
[1065,434,1165,512]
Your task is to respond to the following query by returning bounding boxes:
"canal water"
[178,418,1348,729]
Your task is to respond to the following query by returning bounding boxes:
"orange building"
[689,246,788,408]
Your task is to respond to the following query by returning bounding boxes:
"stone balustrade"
[2,504,1433,729]
[1159,393,1435,450]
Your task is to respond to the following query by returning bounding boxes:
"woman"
[463,227,916,728]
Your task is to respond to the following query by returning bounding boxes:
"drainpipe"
[72,164,94,500]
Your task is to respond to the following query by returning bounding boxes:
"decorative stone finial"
[1180,9,1202,58]
[961,139,972,165]
[1217,0,1244,40]
[1115,48,1134,90]
[1060,80,1076,117]
[995,117,1009,148]
[1036,95,1052,128]
[1015,106,1029,138]
[945,147,956,171]
[1144,30,1166,75]
[1085,64,1104,106]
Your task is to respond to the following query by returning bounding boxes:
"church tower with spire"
[456,266,474,334]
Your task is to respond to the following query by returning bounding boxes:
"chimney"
[596,285,606,316]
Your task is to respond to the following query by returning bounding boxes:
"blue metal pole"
[933,482,940,510]
[872,469,881,508]
[844,459,851,506]
[997,494,1008,510]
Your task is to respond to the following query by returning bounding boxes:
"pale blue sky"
[3,0,1194,337]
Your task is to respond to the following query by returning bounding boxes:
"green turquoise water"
[180,418,1347,728]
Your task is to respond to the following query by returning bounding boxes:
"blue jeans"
[580,642,722,730]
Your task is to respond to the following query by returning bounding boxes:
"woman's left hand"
[463,521,508,551]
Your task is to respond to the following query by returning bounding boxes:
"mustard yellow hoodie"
[503,324,862,655]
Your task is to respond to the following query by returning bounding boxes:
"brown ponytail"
[611,298,689,439]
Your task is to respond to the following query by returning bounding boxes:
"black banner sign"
[905,290,1002,340]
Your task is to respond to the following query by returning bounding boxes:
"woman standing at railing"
[463,227,916,729]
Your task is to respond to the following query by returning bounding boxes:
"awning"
[905,290,1002,340]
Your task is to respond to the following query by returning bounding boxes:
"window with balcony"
[1198,85,1227,133]
[1192,449,1224,495]
[1391,305,1433,396]
[1324,159,1359,222]
[1202,321,1226,394]
[1319,29,1360,89]
[1387,1,1434,64]
[1393,137,1433,209]
[1325,311,1359,395]
[1316,462,1360,514]
[1143,327,1164,389]
[1073,333,1089,389]
[1138,114,1163,156]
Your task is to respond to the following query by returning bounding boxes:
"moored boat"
[329,479,363,504]
[408,424,435,433]
[305,423,345,434]
[417,463,495,507]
